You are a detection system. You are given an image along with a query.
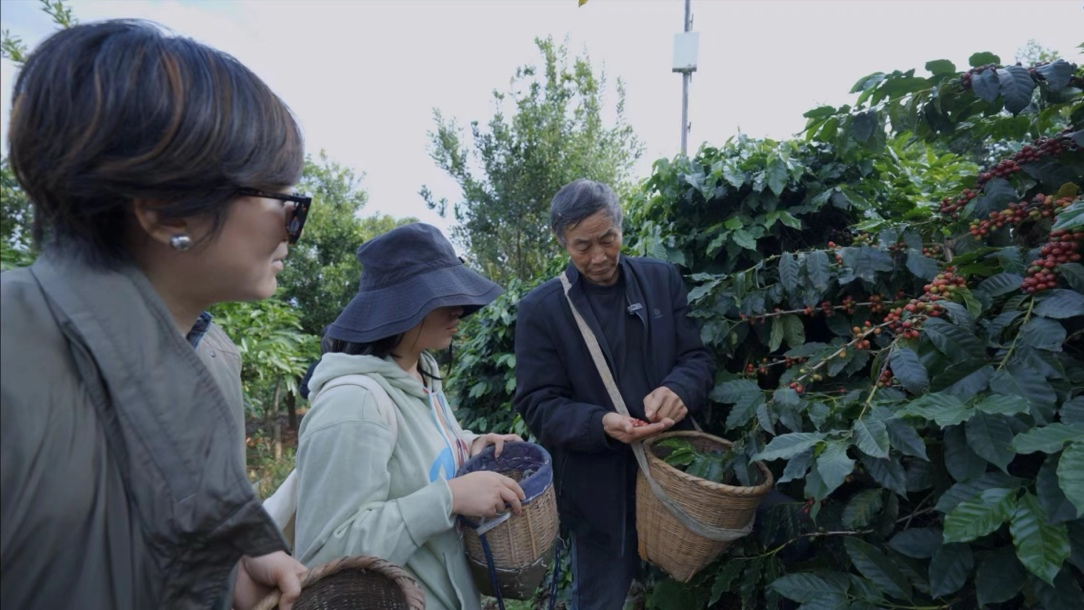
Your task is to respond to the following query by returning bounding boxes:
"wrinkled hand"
[644,386,687,424]
[448,470,525,518]
[232,551,307,610]
[602,412,673,444]
[470,432,523,458]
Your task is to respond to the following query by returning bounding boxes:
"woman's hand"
[448,471,525,518]
[470,432,523,458]
[232,551,307,610]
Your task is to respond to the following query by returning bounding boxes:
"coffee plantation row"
[447,51,1083,608]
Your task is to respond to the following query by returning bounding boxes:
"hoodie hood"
[306,352,441,404]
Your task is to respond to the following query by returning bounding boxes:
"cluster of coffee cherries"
[939,133,1076,218]
[923,270,967,297]
[940,188,980,219]
[850,321,879,350]
[976,138,1069,186]
[849,233,874,247]
[876,367,896,388]
[882,268,965,338]
[883,316,923,340]
[819,300,836,317]
[744,355,811,378]
[827,241,845,264]
[959,64,999,90]
[922,245,943,260]
[968,194,1077,239]
[1022,228,1083,294]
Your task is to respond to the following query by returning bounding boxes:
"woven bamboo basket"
[636,431,774,583]
[457,442,560,600]
[252,556,425,610]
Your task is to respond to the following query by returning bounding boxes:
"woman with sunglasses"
[1,20,312,610]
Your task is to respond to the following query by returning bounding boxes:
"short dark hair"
[7,19,304,267]
[549,179,623,247]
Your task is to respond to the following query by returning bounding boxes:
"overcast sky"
[1,0,1081,239]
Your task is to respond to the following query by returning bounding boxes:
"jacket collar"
[561,256,649,371]
[562,256,646,315]
[28,253,285,577]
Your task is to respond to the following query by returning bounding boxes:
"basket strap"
[547,538,563,610]
[479,534,505,610]
[559,272,752,542]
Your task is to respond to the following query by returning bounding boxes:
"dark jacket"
[514,257,714,550]
[0,254,286,609]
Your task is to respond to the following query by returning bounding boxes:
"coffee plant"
[445,50,1083,608]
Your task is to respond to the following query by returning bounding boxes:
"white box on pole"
[672,32,699,73]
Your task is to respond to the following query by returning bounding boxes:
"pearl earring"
[169,234,192,251]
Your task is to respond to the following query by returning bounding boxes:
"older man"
[514,179,714,609]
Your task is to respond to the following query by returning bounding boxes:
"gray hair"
[549,179,623,247]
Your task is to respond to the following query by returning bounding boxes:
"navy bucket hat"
[326,223,503,344]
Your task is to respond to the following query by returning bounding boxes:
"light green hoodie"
[294,351,481,610]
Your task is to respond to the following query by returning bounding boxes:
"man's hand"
[470,433,523,458]
[644,386,687,424]
[602,412,673,444]
[233,551,307,610]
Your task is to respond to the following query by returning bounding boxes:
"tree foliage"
[421,36,643,284]
[0,159,34,270]
[276,151,416,337]
[444,50,1084,608]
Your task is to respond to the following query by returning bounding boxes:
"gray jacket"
[0,254,287,609]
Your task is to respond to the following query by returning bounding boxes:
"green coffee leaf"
[943,487,1017,543]
[755,432,825,462]
[1012,423,1084,454]
[843,488,884,529]
[1010,493,1071,585]
[929,543,974,598]
[1056,442,1084,518]
[844,537,912,601]
[854,419,890,459]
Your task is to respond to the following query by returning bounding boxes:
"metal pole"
[680,0,692,156]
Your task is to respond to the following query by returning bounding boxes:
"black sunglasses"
[236,187,312,244]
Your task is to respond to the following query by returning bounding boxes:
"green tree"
[1,0,76,68]
[1015,39,1061,65]
[212,299,318,460]
[278,151,416,338]
[421,36,643,284]
[1,0,76,270]
[0,160,35,270]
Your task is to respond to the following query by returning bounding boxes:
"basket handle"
[559,272,752,542]
[250,555,426,610]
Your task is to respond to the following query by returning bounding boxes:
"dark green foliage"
[443,50,1084,609]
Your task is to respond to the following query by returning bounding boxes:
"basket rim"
[251,555,425,610]
[456,441,553,504]
[641,430,775,495]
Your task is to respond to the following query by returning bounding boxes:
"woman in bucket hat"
[294,223,525,609]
